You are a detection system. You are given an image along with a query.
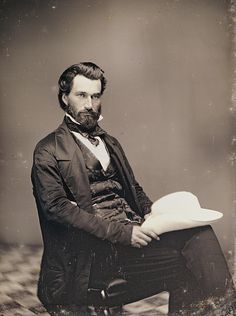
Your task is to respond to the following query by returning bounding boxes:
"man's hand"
[131,226,160,248]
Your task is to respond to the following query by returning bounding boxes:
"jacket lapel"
[55,120,93,212]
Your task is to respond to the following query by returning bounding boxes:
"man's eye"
[77,93,86,98]
[92,95,100,100]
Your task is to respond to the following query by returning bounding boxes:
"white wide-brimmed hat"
[142,191,223,235]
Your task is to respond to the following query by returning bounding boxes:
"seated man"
[31,62,235,316]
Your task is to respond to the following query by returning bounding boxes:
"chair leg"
[87,305,123,316]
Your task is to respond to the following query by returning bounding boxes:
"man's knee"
[182,225,218,252]
[181,225,233,296]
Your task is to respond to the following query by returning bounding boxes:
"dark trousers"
[89,225,235,315]
[48,226,235,315]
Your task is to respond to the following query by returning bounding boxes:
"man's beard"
[67,105,101,132]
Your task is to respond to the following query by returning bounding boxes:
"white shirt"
[66,113,110,171]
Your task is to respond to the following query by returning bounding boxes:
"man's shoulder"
[34,131,56,155]
[33,121,65,156]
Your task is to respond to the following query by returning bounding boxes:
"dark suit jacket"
[31,118,152,306]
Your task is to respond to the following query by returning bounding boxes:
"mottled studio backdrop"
[0,0,235,265]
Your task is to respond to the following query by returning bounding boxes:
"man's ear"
[62,94,68,105]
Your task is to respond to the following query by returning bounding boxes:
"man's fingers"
[137,237,149,246]
[133,243,142,248]
[137,231,152,243]
[147,231,160,240]
[141,228,160,240]
[131,226,158,248]
[132,233,150,245]
[132,238,148,248]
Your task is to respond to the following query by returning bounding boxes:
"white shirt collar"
[65,113,109,171]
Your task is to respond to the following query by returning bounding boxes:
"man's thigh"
[116,227,219,304]
[89,226,224,303]
[89,238,186,283]
[117,240,187,290]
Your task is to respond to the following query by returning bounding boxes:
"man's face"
[62,74,102,131]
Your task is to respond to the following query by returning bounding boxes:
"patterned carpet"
[0,244,169,316]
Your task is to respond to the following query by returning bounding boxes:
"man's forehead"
[71,74,101,93]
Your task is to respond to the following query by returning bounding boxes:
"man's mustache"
[77,109,101,121]
[79,109,99,115]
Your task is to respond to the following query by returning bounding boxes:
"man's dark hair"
[58,62,107,111]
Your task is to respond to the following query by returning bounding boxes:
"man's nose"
[84,96,93,110]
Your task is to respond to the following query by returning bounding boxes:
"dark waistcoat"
[76,139,141,224]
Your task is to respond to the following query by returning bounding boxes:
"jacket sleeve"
[31,145,132,245]
[112,137,153,216]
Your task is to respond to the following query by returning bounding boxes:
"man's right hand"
[131,226,160,248]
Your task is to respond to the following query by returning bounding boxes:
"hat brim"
[151,203,223,223]
[188,208,223,222]
[142,209,223,235]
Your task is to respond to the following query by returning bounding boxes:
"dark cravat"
[64,115,106,146]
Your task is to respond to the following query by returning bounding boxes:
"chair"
[47,278,165,315]
[86,278,127,315]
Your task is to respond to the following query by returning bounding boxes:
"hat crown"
[152,191,201,214]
